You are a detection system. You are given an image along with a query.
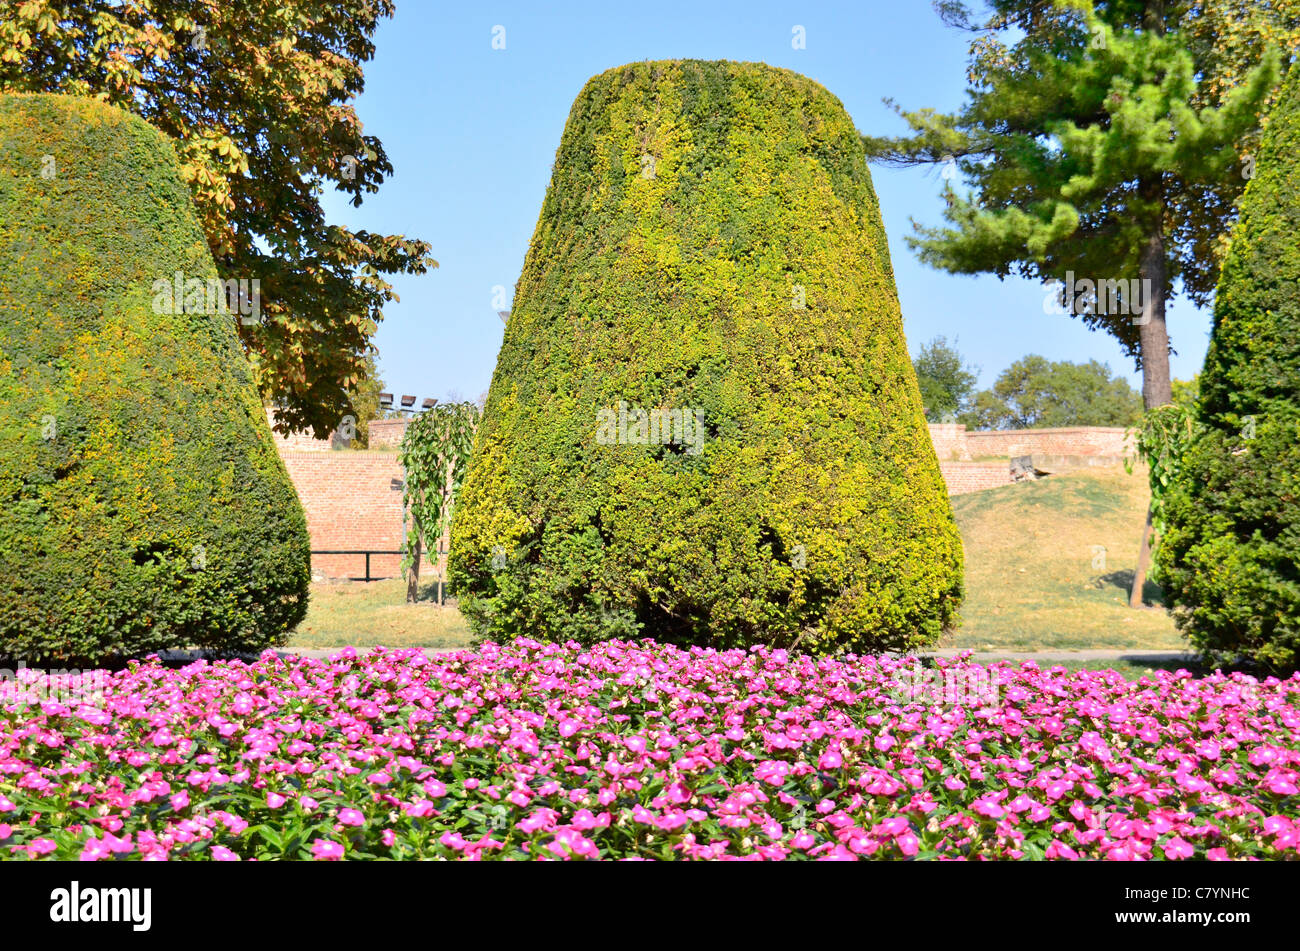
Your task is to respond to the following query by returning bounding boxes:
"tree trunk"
[406,534,421,604]
[1130,221,1172,608]
[437,460,455,607]
[1136,229,1173,410]
[1130,505,1155,608]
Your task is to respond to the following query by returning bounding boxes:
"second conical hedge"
[1156,66,1300,673]
[450,60,963,652]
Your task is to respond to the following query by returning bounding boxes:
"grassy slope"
[946,466,1182,650]
[290,466,1183,653]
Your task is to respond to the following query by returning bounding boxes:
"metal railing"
[310,549,405,583]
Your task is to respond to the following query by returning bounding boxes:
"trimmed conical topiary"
[1156,66,1300,674]
[449,60,963,653]
[0,93,311,661]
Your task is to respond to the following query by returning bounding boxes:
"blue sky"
[321,0,1211,405]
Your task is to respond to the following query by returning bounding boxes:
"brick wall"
[927,423,1129,461]
[928,423,972,461]
[939,462,1013,496]
[278,451,434,580]
[962,426,1130,459]
[271,418,1131,579]
[367,418,410,449]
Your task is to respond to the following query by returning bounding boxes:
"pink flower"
[1046,840,1079,860]
[0,636,1295,865]
[546,828,599,859]
[26,838,56,857]
[571,809,604,831]
[439,831,467,851]
[1265,773,1299,796]
[519,809,557,834]
[1008,795,1036,814]
[423,779,447,798]
[310,838,345,861]
[79,837,111,861]
[102,832,134,854]
[878,818,910,837]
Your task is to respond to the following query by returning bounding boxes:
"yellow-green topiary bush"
[450,61,963,653]
[0,93,310,662]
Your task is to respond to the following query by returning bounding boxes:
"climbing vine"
[397,402,480,602]
[1126,403,1198,537]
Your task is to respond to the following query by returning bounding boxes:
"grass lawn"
[946,465,1182,651]
[1021,658,1202,680]
[290,466,1183,654]
[290,578,474,650]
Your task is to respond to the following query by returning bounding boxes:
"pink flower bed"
[0,640,1297,860]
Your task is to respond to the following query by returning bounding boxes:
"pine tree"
[865,0,1282,605]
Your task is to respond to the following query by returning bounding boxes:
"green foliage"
[449,60,964,654]
[864,0,1280,356]
[0,1,436,438]
[913,335,979,422]
[965,355,1143,430]
[1170,375,1200,409]
[930,1,1300,287]
[1124,402,1196,543]
[0,93,311,662]
[398,402,480,581]
[346,353,384,449]
[1156,64,1300,674]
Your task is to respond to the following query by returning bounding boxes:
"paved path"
[273,647,1195,664]
[151,646,1194,667]
[919,649,1194,664]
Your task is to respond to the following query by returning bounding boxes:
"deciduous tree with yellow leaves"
[0,1,436,437]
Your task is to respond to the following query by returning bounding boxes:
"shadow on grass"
[1094,568,1164,606]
